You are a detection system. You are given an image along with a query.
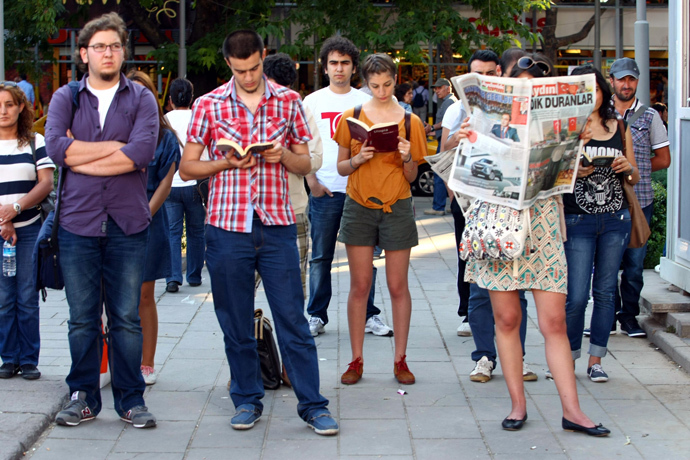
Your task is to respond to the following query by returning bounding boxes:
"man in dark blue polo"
[45,13,159,429]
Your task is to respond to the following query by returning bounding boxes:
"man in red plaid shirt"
[179,30,338,436]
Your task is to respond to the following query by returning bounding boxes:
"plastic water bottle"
[3,240,16,277]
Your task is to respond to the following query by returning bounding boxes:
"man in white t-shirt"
[303,36,392,338]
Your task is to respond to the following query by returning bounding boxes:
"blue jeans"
[307,192,379,324]
[59,219,148,417]
[616,203,653,323]
[468,284,528,366]
[0,221,41,366]
[565,210,631,359]
[205,222,328,421]
[165,185,206,285]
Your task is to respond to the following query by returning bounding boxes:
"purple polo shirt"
[45,74,159,237]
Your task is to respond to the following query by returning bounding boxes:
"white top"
[441,100,468,138]
[165,110,209,187]
[86,79,118,131]
[302,87,371,193]
[0,134,55,228]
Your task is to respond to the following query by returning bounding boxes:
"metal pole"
[615,0,623,59]
[178,0,186,78]
[594,0,601,72]
[635,0,650,105]
[0,0,5,80]
[70,31,76,81]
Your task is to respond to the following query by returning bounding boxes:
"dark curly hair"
[570,65,617,132]
[319,36,360,74]
[0,84,34,147]
[394,83,412,102]
[263,53,297,87]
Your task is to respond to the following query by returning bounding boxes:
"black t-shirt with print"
[563,121,629,214]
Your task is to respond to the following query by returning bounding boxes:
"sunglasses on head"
[0,81,19,88]
[516,57,551,76]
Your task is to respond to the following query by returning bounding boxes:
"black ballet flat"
[562,417,611,437]
[502,414,527,431]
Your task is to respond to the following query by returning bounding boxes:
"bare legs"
[139,281,158,368]
[490,289,596,427]
[345,245,411,362]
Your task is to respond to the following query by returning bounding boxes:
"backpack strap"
[404,111,411,141]
[625,104,648,128]
[353,104,362,120]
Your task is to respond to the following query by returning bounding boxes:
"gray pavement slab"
[2,197,689,459]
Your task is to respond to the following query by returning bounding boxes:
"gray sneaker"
[120,405,157,428]
[56,391,96,426]
[469,356,494,383]
[308,316,325,336]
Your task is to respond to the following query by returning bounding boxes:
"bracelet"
[350,157,358,170]
[403,154,412,163]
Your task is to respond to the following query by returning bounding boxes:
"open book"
[581,150,616,167]
[217,139,273,159]
[346,118,399,153]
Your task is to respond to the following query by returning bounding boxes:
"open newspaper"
[446,73,596,210]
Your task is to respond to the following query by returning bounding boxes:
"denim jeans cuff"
[588,343,608,358]
[571,349,581,361]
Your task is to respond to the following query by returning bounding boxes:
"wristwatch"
[12,202,21,215]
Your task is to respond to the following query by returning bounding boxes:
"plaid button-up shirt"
[188,77,312,232]
[615,98,669,208]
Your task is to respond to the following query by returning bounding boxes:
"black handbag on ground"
[254,309,283,390]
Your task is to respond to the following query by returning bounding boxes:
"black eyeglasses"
[0,81,18,88]
[88,43,124,53]
[516,57,551,76]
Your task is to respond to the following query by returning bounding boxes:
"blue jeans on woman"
[165,185,206,286]
[0,221,41,367]
[564,209,631,360]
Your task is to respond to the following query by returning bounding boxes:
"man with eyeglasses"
[441,49,536,384]
[45,13,159,429]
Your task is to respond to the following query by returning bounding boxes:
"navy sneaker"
[587,364,609,382]
[620,318,646,338]
[56,391,96,426]
[120,405,157,428]
[20,364,41,380]
[231,404,261,430]
[307,409,339,436]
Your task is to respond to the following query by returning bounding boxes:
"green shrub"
[644,180,667,269]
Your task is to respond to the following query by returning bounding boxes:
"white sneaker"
[545,369,553,380]
[522,363,538,381]
[308,316,325,337]
[365,315,394,336]
[456,317,472,336]
[469,356,494,383]
[141,365,157,385]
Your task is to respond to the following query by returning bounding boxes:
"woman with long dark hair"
[461,54,611,436]
[0,82,55,380]
[127,71,179,385]
[563,65,638,383]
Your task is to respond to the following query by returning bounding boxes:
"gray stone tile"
[266,417,338,440]
[112,421,196,453]
[604,398,690,440]
[107,453,184,460]
[152,359,223,392]
[29,438,115,460]
[339,387,405,419]
[190,416,266,449]
[481,420,563,454]
[185,448,260,460]
[142,391,209,421]
[626,366,690,385]
[407,405,481,439]
[413,439,490,460]
[338,419,412,456]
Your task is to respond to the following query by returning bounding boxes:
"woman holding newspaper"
[461,54,611,436]
[562,66,638,383]
[333,54,426,385]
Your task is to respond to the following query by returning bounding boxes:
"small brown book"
[217,139,274,159]
[346,117,399,153]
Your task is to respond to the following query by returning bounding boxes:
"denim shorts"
[337,196,418,250]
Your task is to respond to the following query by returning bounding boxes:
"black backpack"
[412,87,425,108]
[254,309,283,389]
